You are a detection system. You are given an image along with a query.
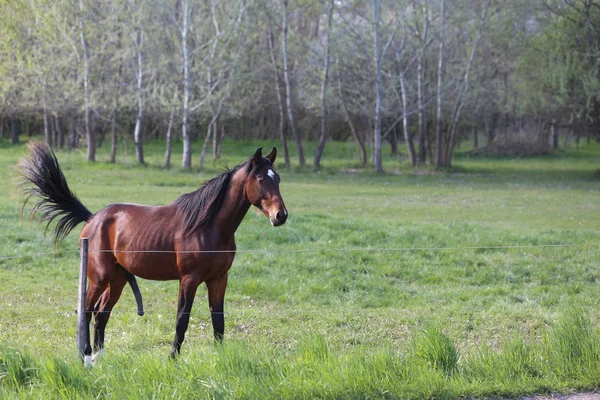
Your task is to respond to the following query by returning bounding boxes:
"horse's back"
[81,203,182,280]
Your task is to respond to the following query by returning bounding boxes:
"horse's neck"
[213,169,250,241]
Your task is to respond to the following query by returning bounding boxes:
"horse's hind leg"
[206,273,228,342]
[93,266,128,361]
[84,280,110,366]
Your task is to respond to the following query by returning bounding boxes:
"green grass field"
[1,138,600,399]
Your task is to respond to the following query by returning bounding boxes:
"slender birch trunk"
[79,1,95,161]
[435,0,445,168]
[181,0,192,169]
[164,105,176,168]
[314,0,334,167]
[267,15,290,168]
[445,0,490,166]
[400,72,416,166]
[416,0,431,165]
[42,79,51,146]
[372,0,383,172]
[110,108,118,163]
[133,30,145,164]
[282,0,305,166]
[335,56,366,166]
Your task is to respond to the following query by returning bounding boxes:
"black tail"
[19,141,92,244]
[19,141,145,316]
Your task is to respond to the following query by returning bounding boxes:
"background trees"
[0,0,597,170]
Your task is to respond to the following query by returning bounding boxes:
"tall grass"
[2,307,600,398]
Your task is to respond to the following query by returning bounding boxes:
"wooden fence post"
[77,238,90,366]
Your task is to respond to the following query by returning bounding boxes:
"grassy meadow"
[1,137,600,399]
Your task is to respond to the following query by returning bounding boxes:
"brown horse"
[19,142,287,364]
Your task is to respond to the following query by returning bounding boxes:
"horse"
[19,142,288,364]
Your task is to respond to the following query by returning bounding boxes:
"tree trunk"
[133,107,144,164]
[10,112,19,144]
[417,54,427,165]
[445,0,489,166]
[106,109,115,163]
[133,30,145,164]
[267,16,291,168]
[282,0,305,166]
[551,122,559,149]
[42,80,52,147]
[426,119,434,162]
[390,125,399,156]
[372,0,383,172]
[79,3,95,161]
[416,0,430,165]
[43,103,51,147]
[181,0,192,169]
[164,106,176,168]
[212,119,222,159]
[472,125,478,149]
[400,73,416,166]
[54,115,64,148]
[200,94,231,168]
[486,113,498,144]
[68,113,77,150]
[313,0,334,167]
[435,0,445,168]
[199,121,214,169]
[335,56,366,166]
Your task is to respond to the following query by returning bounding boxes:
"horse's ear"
[265,147,277,164]
[252,147,263,165]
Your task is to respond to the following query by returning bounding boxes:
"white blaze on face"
[267,169,275,180]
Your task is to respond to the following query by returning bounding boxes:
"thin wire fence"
[0,242,597,319]
[0,241,597,260]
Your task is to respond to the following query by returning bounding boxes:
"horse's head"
[245,147,288,226]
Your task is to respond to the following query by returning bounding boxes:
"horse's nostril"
[276,210,287,222]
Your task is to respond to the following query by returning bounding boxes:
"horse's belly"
[118,252,180,281]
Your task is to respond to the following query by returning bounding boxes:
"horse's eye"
[257,177,264,184]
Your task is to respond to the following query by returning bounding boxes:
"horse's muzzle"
[270,209,288,226]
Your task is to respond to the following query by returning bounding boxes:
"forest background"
[0,0,599,171]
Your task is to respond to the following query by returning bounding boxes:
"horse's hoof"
[92,349,104,363]
[84,355,94,368]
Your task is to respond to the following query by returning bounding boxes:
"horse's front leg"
[206,273,228,342]
[170,276,200,358]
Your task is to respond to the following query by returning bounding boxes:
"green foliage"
[517,3,600,120]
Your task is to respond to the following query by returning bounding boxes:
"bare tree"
[435,0,445,168]
[198,0,247,169]
[444,0,491,166]
[281,0,305,166]
[132,27,145,164]
[393,36,417,167]
[372,0,384,172]
[163,105,176,168]
[79,0,95,161]
[266,8,291,168]
[314,0,334,167]
[180,0,192,169]
[408,0,433,164]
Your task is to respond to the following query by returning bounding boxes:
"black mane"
[173,160,251,235]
